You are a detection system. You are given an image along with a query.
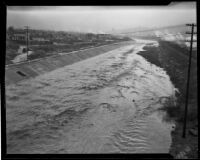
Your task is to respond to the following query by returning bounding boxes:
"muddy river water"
[6,39,176,153]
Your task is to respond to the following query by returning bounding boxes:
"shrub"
[161,97,197,124]
[160,97,180,118]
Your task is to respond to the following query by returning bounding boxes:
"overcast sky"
[7,2,196,33]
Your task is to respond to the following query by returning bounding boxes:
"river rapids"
[6,39,176,153]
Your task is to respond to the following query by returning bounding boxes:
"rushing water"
[6,39,176,153]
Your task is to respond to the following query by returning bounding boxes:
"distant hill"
[110,24,188,34]
[120,24,197,48]
[110,27,152,34]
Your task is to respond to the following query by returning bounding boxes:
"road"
[6,39,176,153]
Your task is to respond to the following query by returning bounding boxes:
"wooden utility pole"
[182,23,197,138]
[25,26,29,61]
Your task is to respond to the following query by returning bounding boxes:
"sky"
[7,2,196,33]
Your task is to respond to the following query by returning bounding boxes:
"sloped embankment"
[5,41,133,85]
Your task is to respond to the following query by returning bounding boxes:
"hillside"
[121,24,197,50]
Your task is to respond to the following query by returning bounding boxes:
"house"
[8,31,30,41]
[31,37,52,44]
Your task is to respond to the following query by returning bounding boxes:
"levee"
[5,41,134,85]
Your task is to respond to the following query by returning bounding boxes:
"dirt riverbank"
[137,40,198,159]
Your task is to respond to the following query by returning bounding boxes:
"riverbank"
[137,40,198,158]
[5,41,134,85]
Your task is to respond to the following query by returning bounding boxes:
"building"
[32,37,48,42]
[8,32,30,41]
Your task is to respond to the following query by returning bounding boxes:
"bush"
[160,97,179,117]
[28,50,47,60]
[161,98,197,124]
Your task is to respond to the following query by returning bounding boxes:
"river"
[6,39,176,153]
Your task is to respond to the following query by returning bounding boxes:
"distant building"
[32,37,49,42]
[17,46,27,54]
[17,46,33,54]
[8,31,30,41]
[31,37,52,44]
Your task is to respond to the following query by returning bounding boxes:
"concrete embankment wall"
[5,41,134,85]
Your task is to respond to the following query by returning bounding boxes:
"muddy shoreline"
[137,40,198,158]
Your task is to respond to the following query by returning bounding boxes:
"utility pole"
[182,23,197,138]
[24,26,29,61]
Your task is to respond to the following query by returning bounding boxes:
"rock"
[179,151,185,157]
[185,146,191,153]
[189,129,198,137]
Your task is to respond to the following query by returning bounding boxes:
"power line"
[24,26,30,61]
[182,23,197,138]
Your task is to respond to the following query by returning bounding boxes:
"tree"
[8,26,15,34]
